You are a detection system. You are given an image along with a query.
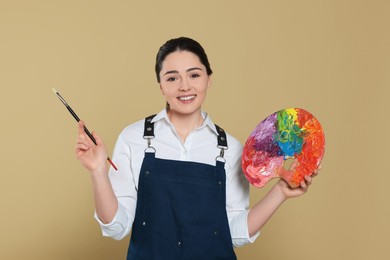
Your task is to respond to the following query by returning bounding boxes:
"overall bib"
[127,115,237,260]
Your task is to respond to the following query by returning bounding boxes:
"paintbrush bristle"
[52,88,58,95]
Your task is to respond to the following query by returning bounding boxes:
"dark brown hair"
[155,37,213,83]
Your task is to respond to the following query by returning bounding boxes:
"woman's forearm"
[247,185,286,237]
[90,169,118,224]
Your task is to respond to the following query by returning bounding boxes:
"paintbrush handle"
[67,106,81,122]
[82,124,118,171]
[66,104,96,145]
[53,88,118,171]
[83,125,97,145]
[71,107,117,170]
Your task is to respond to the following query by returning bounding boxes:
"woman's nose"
[179,78,191,91]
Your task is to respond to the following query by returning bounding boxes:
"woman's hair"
[155,37,213,83]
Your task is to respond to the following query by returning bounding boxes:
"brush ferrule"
[56,92,69,107]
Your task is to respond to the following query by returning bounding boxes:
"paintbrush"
[52,88,118,171]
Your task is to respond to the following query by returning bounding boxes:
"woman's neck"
[167,110,204,142]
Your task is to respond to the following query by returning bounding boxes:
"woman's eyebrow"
[163,70,179,75]
[186,67,203,72]
[163,67,203,76]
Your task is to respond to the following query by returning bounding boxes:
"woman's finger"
[75,142,90,151]
[78,121,90,142]
[78,120,97,146]
[304,175,312,186]
[92,131,103,146]
[300,181,308,192]
[78,120,86,136]
[76,136,91,147]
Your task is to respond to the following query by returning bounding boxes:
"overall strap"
[144,114,156,152]
[215,124,228,160]
[144,114,156,138]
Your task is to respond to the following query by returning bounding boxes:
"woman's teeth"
[178,95,195,101]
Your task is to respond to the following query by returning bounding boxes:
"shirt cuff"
[231,209,260,247]
[94,203,129,240]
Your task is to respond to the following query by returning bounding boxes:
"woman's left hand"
[247,166,321,236]
[276,167,321,200]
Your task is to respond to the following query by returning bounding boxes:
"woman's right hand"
[75,121,108,174]
[75,121,118,224]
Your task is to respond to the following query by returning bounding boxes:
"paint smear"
[242,108,325,188]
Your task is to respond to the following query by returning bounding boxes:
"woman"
[76,37,318,259]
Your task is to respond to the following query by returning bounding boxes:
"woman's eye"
[190,73,200,79]
[167,77,177,82]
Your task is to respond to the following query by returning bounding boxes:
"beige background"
[1,0,389,259]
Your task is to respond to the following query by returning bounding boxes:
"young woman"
[75,37,318,259]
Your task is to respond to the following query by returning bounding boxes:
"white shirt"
[95,109,259,247]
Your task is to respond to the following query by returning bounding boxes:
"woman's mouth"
[178,95,196,102]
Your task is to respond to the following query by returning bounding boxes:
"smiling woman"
[74,37,319,260]
[159,51,212,138]
[155,38,214,134]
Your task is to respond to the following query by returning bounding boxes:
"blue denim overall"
[126,115,237,260]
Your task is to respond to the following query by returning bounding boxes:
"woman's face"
[159,50,211,118]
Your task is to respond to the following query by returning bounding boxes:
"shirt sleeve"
[94,133,138,240]
[225,137,260,247]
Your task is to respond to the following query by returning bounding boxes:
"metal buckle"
[215,146,227,163]
[144,137,156,153]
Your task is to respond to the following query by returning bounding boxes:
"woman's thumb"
[92,131,103,145]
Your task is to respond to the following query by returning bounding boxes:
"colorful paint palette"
[242,108,325,188]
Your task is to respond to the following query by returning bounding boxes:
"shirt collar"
[152,109,219,136]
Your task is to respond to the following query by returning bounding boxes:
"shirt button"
[214,230,219,236]
[177,241,182,246]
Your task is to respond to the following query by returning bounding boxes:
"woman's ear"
[207,76,212,89]
[159,84,165,95]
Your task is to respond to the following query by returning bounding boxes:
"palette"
[241,108,325,188]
